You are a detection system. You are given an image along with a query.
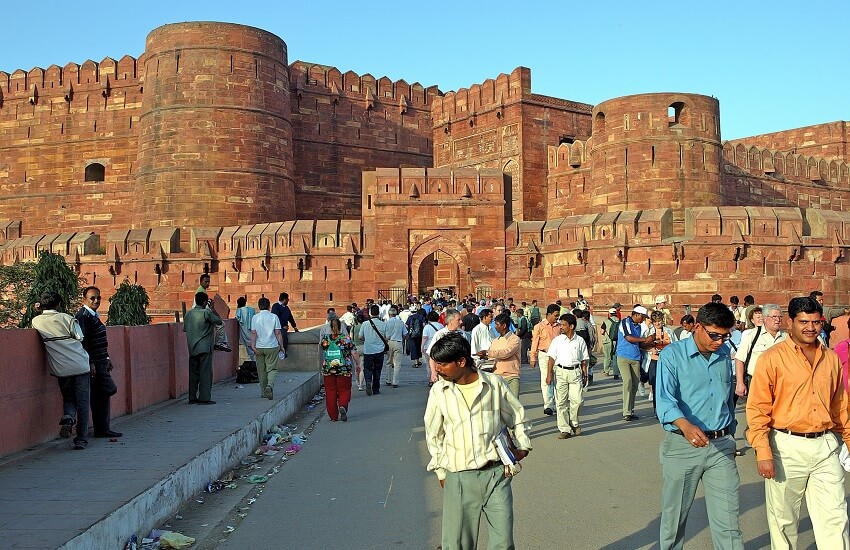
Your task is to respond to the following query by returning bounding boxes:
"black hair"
[680,314,695,325]
[370,304,380,316]
[327,307,336,314]
[199,273,210,281]
[546,303,561,315]
[494,313,512,328]
[788,296,821,319]
[809,290,823,299]
[695,302,735,329]
[710,294,723,303]
[82,286,100,298]
[258,297,271,310]
[237,296,247,307]
[195,292,208,307]
[559,313,577,327]
[427,310,440,322]
[279,292,289,301]
[40,291,62,310]
[729,295,739,305]
[744,295,755,305]
[429,332,475,369]
[478,308,493,319]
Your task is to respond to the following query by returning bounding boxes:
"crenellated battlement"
[288,61,440,108]
[0,55,143,98]
[431,67,531,125]
[548,140,591,172]
[722,140,850,188]
[367,167,505,201]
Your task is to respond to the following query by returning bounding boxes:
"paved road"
[216,356,847,549]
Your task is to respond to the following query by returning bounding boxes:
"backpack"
[408,315,423,338]
[325,338,345,368]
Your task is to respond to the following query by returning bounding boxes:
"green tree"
[0,262,36,328]
[106,279,151,326]
[20,252,84,328]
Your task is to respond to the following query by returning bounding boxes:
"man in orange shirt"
[530,304,562,416]
[746,296,850,548]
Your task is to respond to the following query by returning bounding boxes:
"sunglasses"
[702,328,731,341]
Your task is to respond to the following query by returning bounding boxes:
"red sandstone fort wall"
[735,122,848,162]
[431,68,592,221]
[288,62,437,219]
[0,56,144,234]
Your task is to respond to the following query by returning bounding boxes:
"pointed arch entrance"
[409,236,472,298]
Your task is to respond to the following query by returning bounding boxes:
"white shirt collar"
[84,305,99,319]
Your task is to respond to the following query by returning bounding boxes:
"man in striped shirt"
[424,332,532,550]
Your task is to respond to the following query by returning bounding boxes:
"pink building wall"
[0,319,238,458]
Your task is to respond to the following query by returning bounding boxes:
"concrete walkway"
[0,371,321,549]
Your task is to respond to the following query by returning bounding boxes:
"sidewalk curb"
[58,372,322,550]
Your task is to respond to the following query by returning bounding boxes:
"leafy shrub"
[106,279,151,326]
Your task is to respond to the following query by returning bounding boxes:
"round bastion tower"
[588,93,722,216]
[134,22,294,228]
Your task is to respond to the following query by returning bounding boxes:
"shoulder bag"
[368,318,390,354]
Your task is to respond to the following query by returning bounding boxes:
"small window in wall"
[85,163,105,182]
[668,102,684,126]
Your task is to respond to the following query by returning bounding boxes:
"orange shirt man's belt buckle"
[775,428,828,438]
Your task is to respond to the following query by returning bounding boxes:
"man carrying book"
[424,332,532,550]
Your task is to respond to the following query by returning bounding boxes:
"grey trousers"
[659,432,743,550]
[442,463,514,550]
[188,352,213,401]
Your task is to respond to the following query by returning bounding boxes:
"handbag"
[368,318,390,354]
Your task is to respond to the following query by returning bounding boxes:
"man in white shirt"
[339,304,356,332]
[547,313,590,438]
[734,303,785,451]
[251,297,284,400]
[470,309,494,370]
[384,306,407,388]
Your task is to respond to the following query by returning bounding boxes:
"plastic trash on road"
[158,531,196,549]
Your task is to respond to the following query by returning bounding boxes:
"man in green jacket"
[183,292,223,404]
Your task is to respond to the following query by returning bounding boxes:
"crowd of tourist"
[30,276,850,549]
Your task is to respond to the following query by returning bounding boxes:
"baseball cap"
[655,295,666,304]
[633,306,649,316]
[608,307,617,314]
[613,302,622,309]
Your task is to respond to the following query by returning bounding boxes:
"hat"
[632,306,649,316]
[655,295,666,304]
[608,307,617,314]
[613,302,622,309]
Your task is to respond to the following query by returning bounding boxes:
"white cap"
[608,307,617,314]
[655,295,666,304]
[633,306,649,316]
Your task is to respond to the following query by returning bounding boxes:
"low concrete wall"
[280,326,322,372]
[0,319,239,459]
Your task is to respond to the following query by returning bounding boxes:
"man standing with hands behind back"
[747,296,850,549]
[655,302,743,550]
[183,292,223,404]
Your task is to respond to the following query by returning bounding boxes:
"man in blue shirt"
[655,302,743,550]
[616,305,654,421]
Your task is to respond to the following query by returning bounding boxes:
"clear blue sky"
[1,0,846,139]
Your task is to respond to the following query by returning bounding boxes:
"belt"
[673,426,731,440]
[478,460,500,470]
[557,364,579,370]
[539,349,548,353]
[774,428,828,439]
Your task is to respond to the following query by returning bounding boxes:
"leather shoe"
[623,414,639,421]
[557,432,571,439]
[543,407,554,416]
[94,430,123,438]
[196,400,217,405]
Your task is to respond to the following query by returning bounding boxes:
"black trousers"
[90,359,117,434]
[363,352,385,393]
[58,373,90,443]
